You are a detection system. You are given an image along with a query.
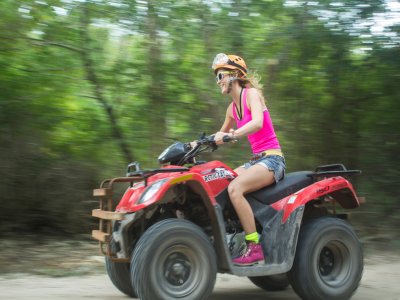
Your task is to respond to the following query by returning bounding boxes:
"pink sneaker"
[232,242,265,266]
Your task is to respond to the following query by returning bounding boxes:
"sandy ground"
[1,255,399,300]
[0,238,399,299]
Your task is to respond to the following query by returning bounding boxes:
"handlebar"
[222,135,233,143]
[178,133,236,165]
[195,134,234,145]
[192,134,216,146]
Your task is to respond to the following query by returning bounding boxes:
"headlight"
[138,178,169,204]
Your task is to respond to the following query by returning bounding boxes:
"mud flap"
[250,200,304,268]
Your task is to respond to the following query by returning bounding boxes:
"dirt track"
[1,255,399,300]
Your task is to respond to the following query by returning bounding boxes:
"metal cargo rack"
[92,163,189,261]
[92,176,144,262]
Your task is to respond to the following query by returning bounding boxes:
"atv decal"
[203,167,235,182]
[288,195,297,204]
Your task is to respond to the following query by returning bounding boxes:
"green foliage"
[0,0,398,234]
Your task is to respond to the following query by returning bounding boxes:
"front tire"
[105,239,137,298]
[248,274,289,291]
[288,217,363,300]
[130,219,217,300]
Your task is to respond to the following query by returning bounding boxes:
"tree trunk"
[146,0,167,155]
[79,4,134,163]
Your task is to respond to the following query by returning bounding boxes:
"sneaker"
[232,242,265,266]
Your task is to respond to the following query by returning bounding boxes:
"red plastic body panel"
[116,161,236,213]
[271,176,360,223]
[116,160,360,222]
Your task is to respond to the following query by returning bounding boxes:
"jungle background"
[0,0,399,262]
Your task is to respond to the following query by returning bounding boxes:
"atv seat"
[246,171,314,205]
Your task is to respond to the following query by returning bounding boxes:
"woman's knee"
[228,181,243,200]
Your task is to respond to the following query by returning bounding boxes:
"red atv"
[92,134,364,300]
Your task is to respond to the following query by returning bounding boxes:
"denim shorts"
[243,155,286,183]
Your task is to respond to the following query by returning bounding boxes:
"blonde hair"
[237,70,266,103]
[217,67,266,103]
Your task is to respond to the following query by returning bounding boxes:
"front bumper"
[91,176,143,262]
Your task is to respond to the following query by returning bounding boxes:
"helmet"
[212,53,248,77]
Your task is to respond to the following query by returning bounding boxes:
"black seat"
[246,171,314,205]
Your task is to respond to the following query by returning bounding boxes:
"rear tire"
[130,219,217,300]
[248,274,289,291]
[105,239,137,298]
[288,217,363,300]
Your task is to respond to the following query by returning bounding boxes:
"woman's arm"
[214,103,235,144]
[219,102,235,132]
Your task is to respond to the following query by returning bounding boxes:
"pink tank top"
[232,88,281,154]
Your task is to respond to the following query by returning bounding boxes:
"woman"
[212,53,285,266]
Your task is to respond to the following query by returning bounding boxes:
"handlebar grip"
[222,135,232,143]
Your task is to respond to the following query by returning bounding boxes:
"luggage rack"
[92,175,144,261]
[310,164,361,179]
[91,162,189,260]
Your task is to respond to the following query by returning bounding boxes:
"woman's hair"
[237,70,266,103]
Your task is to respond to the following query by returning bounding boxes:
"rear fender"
[271,176,361,223]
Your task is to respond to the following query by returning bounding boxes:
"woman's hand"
[214,131,226,145]
[214,130,235,145]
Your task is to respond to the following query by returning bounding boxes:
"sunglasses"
[216,71,232,83]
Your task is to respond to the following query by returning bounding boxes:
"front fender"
[116,175,230,271]
[116,173,217,212]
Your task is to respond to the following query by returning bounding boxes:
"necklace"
[234,88,244,120]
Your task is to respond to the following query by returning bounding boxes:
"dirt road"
[1,255,399,300]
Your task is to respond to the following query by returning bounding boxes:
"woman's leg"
[229,164,275,265]
[229,164,275,234]
[234,166,246,176]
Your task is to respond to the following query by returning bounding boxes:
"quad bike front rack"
[92,162,189,261]
[92,176,144,262]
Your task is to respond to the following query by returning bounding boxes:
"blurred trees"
[0,0,398,235]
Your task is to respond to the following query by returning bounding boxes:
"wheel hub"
[319,247,334,276]
[317,241,351,286]
[164,253,191,286]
